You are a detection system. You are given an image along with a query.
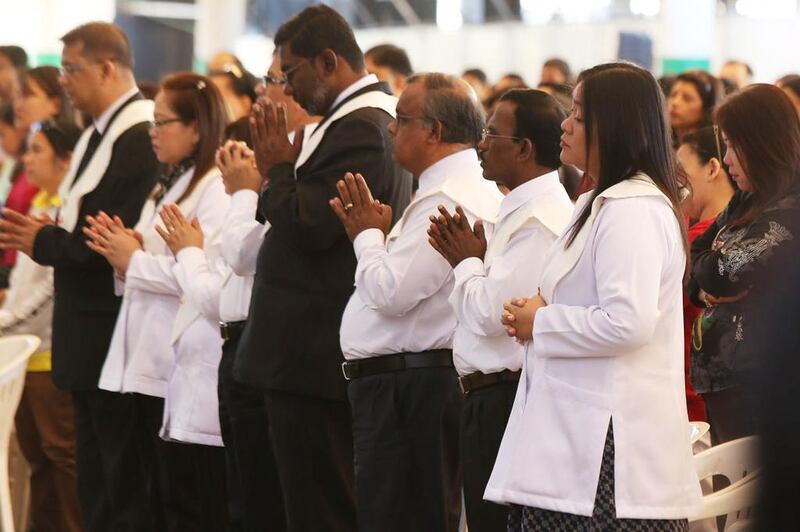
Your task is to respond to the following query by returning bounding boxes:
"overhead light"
[437,0,463,32]
[630,0,661,17]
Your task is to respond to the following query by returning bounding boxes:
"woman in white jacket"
[494,62,702,530]
[84,72,230,531]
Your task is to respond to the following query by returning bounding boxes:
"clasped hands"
[83,205,203,276]
[0,208,55,257]
[329,172,393,241]
[249,96,304,177]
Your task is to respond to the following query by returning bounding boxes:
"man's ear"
[429,120,444,144]
[318,49,338,75]
[518,138,534,163]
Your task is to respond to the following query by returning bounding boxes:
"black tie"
[70,128,102,190]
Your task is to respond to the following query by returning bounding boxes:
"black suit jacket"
[33,105,159,391]
[234,82,412,400]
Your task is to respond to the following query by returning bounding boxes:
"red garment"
[2,171,39,267]
[684,217,715,422]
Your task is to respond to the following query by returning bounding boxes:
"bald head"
[406,72,485,146]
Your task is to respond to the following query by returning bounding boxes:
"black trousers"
[138,393,229,532]
[460,381,517,532]
[702,386,758,445]
[219,337,286,532]
[263,389,357,532]
[348,366,463,532]
[71,389,152,532]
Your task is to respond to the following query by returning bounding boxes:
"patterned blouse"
[689,189,800,394]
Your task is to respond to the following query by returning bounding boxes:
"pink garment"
[2,171,39,267]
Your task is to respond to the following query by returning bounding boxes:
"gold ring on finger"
[344,203,354,212]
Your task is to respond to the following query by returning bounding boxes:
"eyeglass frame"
[263,59,311,87]
[150,117,185,129]
[58,60,107,77]
[481,127,524,143]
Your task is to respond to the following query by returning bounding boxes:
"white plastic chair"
[690,435,760,530]
[690,421,711,445]
[0,335,40,532]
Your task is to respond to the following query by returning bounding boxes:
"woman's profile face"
[668,80,704,131]
[560,83,588,171]
[722,134,751,193]
[148,90,199,165]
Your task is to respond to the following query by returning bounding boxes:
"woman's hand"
[698,288,750,307]
[501,292,548,343]
[83,211,142,275]
[154,203,204,255]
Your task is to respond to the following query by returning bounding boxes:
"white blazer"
[98,168,228,398]
[485,175,703,519]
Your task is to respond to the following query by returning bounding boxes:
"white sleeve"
[221,189,268,276]
[172,247,229,323]
[0,267,53,329]
[124,250,182,295]
[450,221,556,337]
[352,197,453,317]
[532,198,675,357]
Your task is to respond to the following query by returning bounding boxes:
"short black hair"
[543,57,572,80]
[61,22,134,69]
[462,68,487,84]
[365,44,413,77]
[499,89,565,170]
[37,119,83,160]
[274,4,364,71]
[0,45,28,69]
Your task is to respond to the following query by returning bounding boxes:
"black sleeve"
[262,114,393,252]
[32,124,159,270]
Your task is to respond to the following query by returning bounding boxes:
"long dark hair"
[565,62,688,267]
[21,66,75,126]
[716,84,800,228]
[680,126,732,183]
[160,72,228,204]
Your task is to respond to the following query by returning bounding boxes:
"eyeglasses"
[395,113,431,126]
[481,128,523,142]
[269,60,310,86]
[58,61,101,77]
[263,72,286,86]
[150,117,184,129]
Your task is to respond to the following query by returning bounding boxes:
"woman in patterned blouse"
[689,84,800,445]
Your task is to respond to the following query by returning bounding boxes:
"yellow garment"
[27,350,52,372]
[31,190,62,211]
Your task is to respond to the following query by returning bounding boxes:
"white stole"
[294,90,398,172]
[538,174,671,303]
[58,99,155,232]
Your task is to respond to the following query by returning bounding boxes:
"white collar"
[497,170,562,222]
[94,86,139,134]
[417,149,481,196]
[330,74,379,112]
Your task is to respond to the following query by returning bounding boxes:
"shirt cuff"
[230,189,259,209]
[175,246,205,266]
[453,256,486,283]
[353,228,386,259]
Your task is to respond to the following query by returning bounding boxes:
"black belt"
[219,320,246,341]
[458,369,521,395]
[342,349,453,381]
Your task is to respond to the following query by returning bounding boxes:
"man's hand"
[249,98,304,177]
[501,292,548,343]
[427,205,487,268]
[0,208,51,257]
[83,211,142,274]
[216,140,262,194]
[698,288,749,307]
[329,172,392,241]
[154,204,204,255]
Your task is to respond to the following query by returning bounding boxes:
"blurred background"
[0,0,797,85]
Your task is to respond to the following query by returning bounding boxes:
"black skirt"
[507,423,689,532]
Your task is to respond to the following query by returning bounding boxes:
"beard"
[298,83,330,116]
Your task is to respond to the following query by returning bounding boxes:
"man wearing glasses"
[0,22,158,532]
[331,72,503,531]
[429,89,573,531]
[233,4,411,531]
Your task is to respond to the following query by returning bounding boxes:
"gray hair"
[407,72,485,146]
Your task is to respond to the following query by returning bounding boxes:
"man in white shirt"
[428,89,572,532]
[331,73,502,532]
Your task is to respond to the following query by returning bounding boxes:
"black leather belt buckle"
[219,321,245,341]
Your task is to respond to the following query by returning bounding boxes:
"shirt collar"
[93,86,139,134]
[417,148,481,196]
[329,74,379,112]
[497,170,562,222]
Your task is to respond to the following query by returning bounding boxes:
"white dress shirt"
[450,171,573,376]
[330,74,379,112]
[340,149,503,360]
[219,189,269,322]
[94,86,140,134]
[98,168,229,397]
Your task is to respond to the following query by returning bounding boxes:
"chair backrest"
[691,435,760,526]
[0,335,40,440]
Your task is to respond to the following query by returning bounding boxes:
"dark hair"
[160,72,228,203]
[61,22,134,69]
[208,63,258,103]
[680,126,731,180]
[138,81,159,100]
[0,103,14,126]
[21,66,75,125]
[0,45,28,69]
[499,73,527,88]
[566,62,687,262]
[499,89,565,169]
[658,75,676,97]
[536,81,574,111]
[716,84,800,228]
[543,58,572,82]
[407,72,485,146]
[673,70,721,129]
[224,116,252,147]
[462,68,487,84]
[780,76,800,100]
[36,119,83,160]
[365,44,413,77]
[274,5,364,71]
